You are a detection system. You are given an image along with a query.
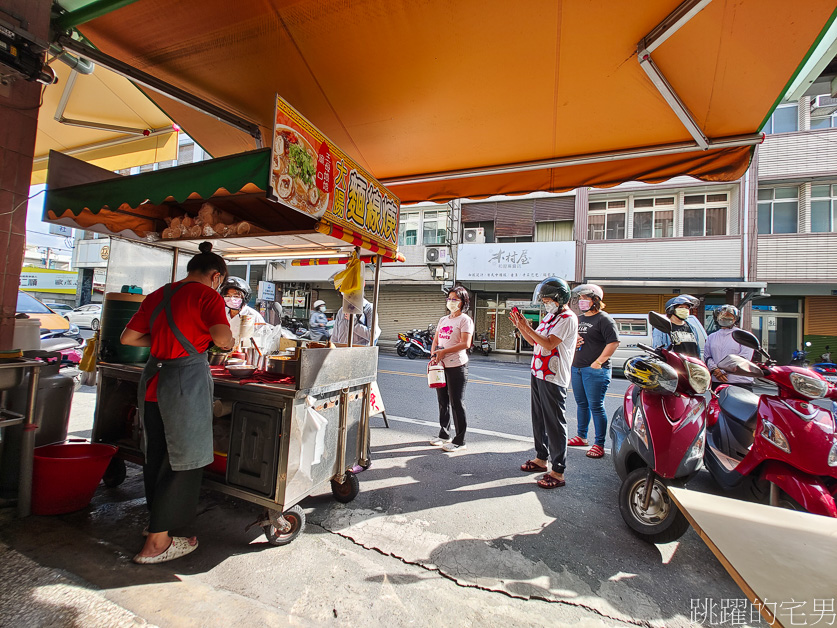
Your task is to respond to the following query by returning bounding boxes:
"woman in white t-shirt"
[429,286,474,452]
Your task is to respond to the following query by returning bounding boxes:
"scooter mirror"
[648,311,672,334]
[732,329,761,351]
[805,341,812,347]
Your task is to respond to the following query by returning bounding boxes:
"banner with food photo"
[270,95,400,255]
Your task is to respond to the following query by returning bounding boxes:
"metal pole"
[171,247,179,283]
[17,363,41,518]
[358,254,382,466]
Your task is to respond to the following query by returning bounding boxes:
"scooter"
[40,329,83,367]
[704,330,837,516]
[609,311,711,543]
[811,362,837,386]
[477,332,492,356]
[396,329,419,357]
[405,325,434,360]
[789,341,812,367]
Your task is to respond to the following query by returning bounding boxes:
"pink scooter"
[705,329,837,515]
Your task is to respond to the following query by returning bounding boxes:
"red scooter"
[610,312,711,543]
[705,329,837,516]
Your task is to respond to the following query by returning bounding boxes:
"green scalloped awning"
[45,148,270,219]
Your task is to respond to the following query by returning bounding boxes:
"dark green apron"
[138,282,215,471]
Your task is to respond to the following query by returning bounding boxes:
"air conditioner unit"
[425,246,450,264]
[811,95,837,118]
[463,227,486,244]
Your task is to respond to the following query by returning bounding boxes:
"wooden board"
[669,487,837,628]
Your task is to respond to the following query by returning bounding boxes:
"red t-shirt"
[126,281,229,401]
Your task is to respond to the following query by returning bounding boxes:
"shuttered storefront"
[805,296,837,335]
[600,293,676,315]
[376,286,447,342]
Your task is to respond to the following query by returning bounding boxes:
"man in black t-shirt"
[652,295,701,359]
[568,284,620,459]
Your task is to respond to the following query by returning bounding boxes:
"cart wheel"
[263,505,306,546]
[102,457,126,488]
[331,471,360,503]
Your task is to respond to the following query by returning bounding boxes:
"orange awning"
[69,0,836,203]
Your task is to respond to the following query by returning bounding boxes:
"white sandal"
[133,537,198,564]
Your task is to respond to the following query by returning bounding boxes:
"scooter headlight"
[633,409,649,449]
[685,361,711,394]
[790,373,828,399]
[828,441,837,467]
[761,420,791,453]
[67,323,80,336]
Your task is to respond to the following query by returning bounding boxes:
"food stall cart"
[42,96,402,545]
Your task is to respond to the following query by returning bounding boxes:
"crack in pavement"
[308,514,654,628]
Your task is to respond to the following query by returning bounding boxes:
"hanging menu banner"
[269,95,400,253]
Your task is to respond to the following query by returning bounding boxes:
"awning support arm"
[637,0,713,150]
[55,34,263,148]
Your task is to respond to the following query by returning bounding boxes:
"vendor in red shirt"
[121,242,233,564]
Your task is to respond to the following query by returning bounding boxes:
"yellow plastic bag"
[79,333,98,372]
[333,252,364,314]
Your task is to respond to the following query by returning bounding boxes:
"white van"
[609,313,653,372]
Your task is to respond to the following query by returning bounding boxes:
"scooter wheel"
[618,467,690,544]
[397,346,408,357]
[407,348,418,360]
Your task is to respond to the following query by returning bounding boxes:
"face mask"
[446,300,461,313]
[318,306,326,312]
[225,296,243,309]
[674,307,690,321]
[543,301,558,314]
[578,299,592,312]
[718,317,735,328]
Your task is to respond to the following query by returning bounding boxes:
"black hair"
[448,286,470,314]
[186,241,227,277]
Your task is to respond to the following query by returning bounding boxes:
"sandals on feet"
[520,460,548,473]
[586,444,605,458]
[567,436,588,447]
[536,474,566,489]
[133,537,198,564]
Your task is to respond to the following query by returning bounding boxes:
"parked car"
[44,302,74,315]
[609,313,653,373]
[65,303,103,330]
[16,291,70,336]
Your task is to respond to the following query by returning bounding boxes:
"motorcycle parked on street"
[40,329,83,367]
[789,341,812,367]
[704,330,837,516]
[477,332,492,356]
[609,311,711,543]
[396,329,419,357]
[811,361,837,386]
[405,325,435,360]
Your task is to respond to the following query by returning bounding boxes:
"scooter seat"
[717,386,759,430]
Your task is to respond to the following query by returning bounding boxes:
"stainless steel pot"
[208,351,230,366]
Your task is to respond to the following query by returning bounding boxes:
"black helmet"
[713,304,740,328]
[220,276,251,302]
[531,277,571,307]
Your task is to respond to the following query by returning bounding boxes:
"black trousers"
[530,375,568,473]
[436,364,468,446]
[143,401,203,533]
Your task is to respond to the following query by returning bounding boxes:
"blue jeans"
[570,366,612,447]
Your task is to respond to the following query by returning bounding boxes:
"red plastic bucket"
[207,451,227,475]
[32,443,118,515]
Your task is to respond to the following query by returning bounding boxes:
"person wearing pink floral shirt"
[429,287,474,452]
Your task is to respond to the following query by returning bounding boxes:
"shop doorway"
[750,313,800,365]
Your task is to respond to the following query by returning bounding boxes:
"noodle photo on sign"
[272,125,330,218]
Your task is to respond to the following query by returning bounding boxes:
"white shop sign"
[456,242,575,281]
[258,280,276,301]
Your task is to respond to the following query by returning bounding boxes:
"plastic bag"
[333,252,364,314]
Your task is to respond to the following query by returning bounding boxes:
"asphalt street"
[0,352,764,627]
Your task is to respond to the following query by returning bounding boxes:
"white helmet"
[313,300,325,309]
[572,284,604,300]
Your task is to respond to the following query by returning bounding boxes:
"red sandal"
[567,436,588,447]
[586,444,605,458]
[520,460,548,473]
[537,474,566,489]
